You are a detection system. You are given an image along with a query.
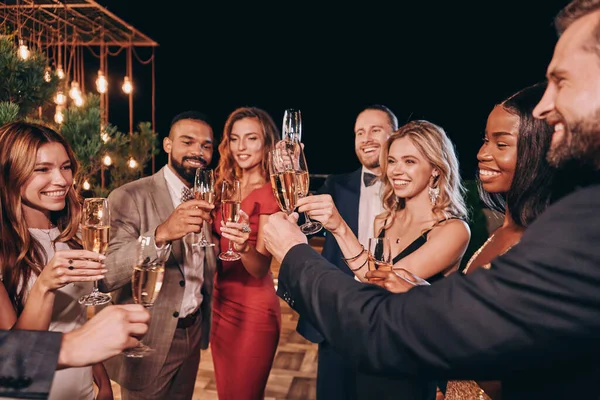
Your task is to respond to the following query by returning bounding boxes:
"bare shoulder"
[429,218,471,240]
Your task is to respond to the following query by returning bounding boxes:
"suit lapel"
[150,168,184,271]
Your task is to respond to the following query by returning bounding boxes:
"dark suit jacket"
[296,168,362,343]
[279,183,600,399]
[0,330,61,399]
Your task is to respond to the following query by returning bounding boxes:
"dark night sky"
[90,0,569,181]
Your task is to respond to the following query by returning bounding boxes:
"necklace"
[34,223,57,251]
[462,233,518,274]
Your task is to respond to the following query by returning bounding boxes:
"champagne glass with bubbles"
[269,148,297,216]
[78,198,112,306]
[218,180,242,261]
[193,168,215,247]
[293,143,323,235]
[122,236,166,357]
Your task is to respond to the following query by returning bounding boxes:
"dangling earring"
[428,171,440,206]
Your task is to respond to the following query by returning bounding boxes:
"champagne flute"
[293,143,323,235]
[193,168,215,247]
[367,237,393,282]
[282,108,302,143]
[268,148,298,215]
[78,198,112,306]
[218,180,242,261]
[122,236,166,358]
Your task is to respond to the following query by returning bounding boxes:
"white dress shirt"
[358,166,385,250]
[163,165,205,317]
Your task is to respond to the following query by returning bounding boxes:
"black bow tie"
[363,172,378,187]
[181,187,194,202]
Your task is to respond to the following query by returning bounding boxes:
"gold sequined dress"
[444,234,517,400]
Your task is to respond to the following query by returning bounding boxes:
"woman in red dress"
[212,107,282,399]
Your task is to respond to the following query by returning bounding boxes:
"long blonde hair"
[0,122,82,314]
[378,120,467,229]
[215,107,280,202]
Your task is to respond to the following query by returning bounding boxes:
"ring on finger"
[241,224,251,234]
[68,265,74,270]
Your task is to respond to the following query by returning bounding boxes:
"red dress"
[211,182,282,400]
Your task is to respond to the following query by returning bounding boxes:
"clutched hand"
[220,210,252,253]
[37,249,107,292]
[263,212,307,263]
[296,194,343,233]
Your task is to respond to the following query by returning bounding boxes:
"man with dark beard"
[100,111,218,400]
[261,1,600,399]
[295,104,399,400]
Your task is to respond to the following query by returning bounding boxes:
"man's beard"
[547,109,600,170]
[171,156,207,186]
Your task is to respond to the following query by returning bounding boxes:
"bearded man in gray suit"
[100,111,217,400]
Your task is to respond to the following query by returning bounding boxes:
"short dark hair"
[478,82,558,228]
[555,0,600,34]
[361,104,399,131]
[170,111,211,130]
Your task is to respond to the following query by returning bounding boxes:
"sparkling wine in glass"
[78,198,112,306]
[268,148,298,215]
[282,108,302,143]
[193,168,215,247]
[367,237,393,282]
[293,143,323,235]
[218,180,242,261]
[122,236,166,358]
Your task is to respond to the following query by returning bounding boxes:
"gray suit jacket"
[99,167,217,391]
[0,330,61,399]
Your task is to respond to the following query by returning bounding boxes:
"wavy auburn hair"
[215,107,280,201]
[378,120,468,228]
[0,122,82,314]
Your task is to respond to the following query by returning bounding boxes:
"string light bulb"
[128,157,138,169]
[56,66,65,79]
[54,90,66,105]
[82,180,91,190]
[44,67,52,83]
[18,39,30,60]
[101,131,110,143]
[103,155,112,166]
[54,106,64,124]
[122,76,133,94]
[96,70,108,93]
[69,81,81,100]
[73,95,84,107]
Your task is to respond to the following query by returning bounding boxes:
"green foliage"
[0,37,158,197]
[0,35,59,118]
[460,180,490,271]
[0,101,19,126]
[59,94,159,197]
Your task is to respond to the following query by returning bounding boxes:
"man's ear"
[163,136,172,154]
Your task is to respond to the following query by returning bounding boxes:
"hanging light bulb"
[103,155,112,166]
[18,39,30,60]
[54,90,66,105]
[69,81,81,100]
[44,67,52,83]
[56,66,65,79]
[101,130,110,143]
[122,76,133,94]
[128,157,138,169]
[54,106,64,124]
[73,95,84,107]
[82,180,91,190]
[96,70,108,93]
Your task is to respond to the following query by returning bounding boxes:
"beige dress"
[28,228,94,400]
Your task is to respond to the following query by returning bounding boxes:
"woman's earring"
[428,171,440,206]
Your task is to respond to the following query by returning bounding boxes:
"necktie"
[363,172,378,187]
[181,186,194,202]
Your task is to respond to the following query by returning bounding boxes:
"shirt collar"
[163,165,190,199]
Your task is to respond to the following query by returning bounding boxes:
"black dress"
[354,220,453,400]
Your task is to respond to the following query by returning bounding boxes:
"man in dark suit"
[296,105,398,399]
[0,305,149,399]
[263,1,600,398]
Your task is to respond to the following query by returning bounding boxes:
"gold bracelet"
[348,256,368,271]
[341,245,365,261]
